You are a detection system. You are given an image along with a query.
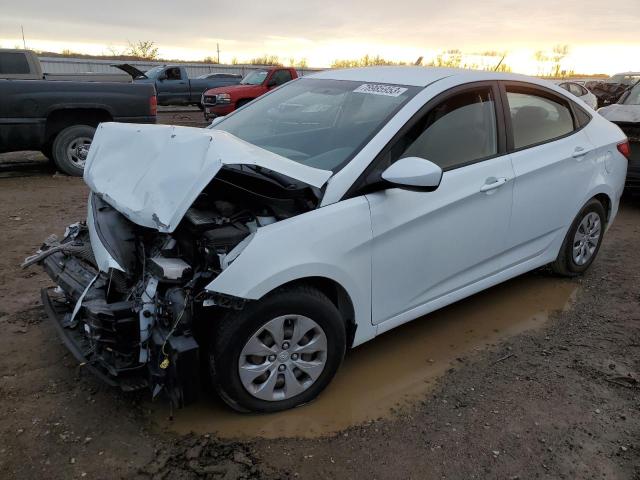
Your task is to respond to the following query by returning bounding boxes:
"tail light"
[617,140,631,159]
[149,95,158,116]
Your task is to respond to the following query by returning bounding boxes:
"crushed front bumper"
[34,233,200,407]
[41,288,134,389]
[39,250,148,391]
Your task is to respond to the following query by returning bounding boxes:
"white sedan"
[558,81,598,109]
[33,67,628,413]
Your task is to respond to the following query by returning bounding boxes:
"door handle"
[480,177,508,192]
[572,146,592,159]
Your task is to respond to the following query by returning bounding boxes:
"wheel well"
[235,98,252,107]
[45,109,112,145]
[593,193,611,223]
[276,277,357,348]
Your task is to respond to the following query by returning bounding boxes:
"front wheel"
[210,285,346,413]
[551,199,606,276]
[51,125,96,176]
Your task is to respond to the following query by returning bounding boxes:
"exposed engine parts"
[30,165,318,407]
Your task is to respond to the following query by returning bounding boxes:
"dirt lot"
[1,115,639,479]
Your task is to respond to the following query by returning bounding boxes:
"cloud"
[1,0,639,68]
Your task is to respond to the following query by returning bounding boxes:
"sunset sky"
[1,0,639,75]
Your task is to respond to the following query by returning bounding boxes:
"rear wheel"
[52,125,96,176]
[551,199,606,276]
[209,285,346,413]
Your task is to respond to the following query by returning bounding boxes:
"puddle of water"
[151,273,578,439]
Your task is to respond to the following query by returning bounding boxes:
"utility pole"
[217,43,220,64]
[21,25,26,49]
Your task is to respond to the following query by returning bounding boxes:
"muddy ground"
[1,112,639,479]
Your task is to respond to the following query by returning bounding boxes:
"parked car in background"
[0,49,130,82]
[558,81,598,109]
[587,72,640,108]
[29,67,627,412]
[609,72,640,86]
[0,50,156,176]
[201,66,298,120]
[114,64,241,107]
[599,80,640,193]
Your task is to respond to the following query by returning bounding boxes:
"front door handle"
[480,177,508,192]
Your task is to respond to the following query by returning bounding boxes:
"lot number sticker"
[354,84,408,97]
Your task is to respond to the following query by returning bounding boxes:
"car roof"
[308,66,556,89]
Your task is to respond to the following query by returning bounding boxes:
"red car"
[202,67,298,120]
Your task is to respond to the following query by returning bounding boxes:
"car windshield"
[211,78,420,172]
[240,70,269,85]
[622,82,640,105]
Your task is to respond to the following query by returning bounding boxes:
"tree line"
[42,40,581,77]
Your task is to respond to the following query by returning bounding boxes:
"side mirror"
[267,79,278,87]
[209,116,225,127]
[381,156,443,190]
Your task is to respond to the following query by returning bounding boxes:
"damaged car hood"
[599,104,640,123]
[83,123,332,232]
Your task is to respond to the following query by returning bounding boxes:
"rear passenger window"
[506,89,574,149]
[392,87,498,170]
[573,105,591,127]
[0,52,30,74]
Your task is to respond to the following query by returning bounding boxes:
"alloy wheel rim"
[238,315,328,401]
[66,137,92,168]
[572,211,601,266]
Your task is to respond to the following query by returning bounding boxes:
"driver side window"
[166,68,181,80]
[390,86,498,170]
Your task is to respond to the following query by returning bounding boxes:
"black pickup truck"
[0,49,157,176]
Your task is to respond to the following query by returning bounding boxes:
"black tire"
[236,98,251,109]
[196,103,204,111]
[551,198,606,277]
[210,285,346,413]
[51,125,96,176]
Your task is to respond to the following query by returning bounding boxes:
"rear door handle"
[480,177,508,192]
[572,146,592,159]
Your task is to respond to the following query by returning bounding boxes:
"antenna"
[493,53,506,71]
[217,43,220,64]
[21,25,26,49]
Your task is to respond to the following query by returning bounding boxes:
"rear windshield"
[0,52,30,74]
[213,78,420,172]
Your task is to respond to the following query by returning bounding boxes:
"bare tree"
[107,44,125,57]
[127,40,159,60]
[534,45,571,77]
[247,54,282,66]
[551,44,570,77]
[332,54,407,68]
[426,49,462,68]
